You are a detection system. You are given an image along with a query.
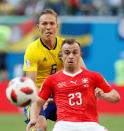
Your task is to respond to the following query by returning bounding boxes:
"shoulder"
[26,38,40,52]
[82,68,101,77]
[47,69,63,80]
[56,36,65,43]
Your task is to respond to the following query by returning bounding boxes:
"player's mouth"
[68,61,74,64]
[46,32,52,36]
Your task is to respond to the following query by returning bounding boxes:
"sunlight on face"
[61,43,81,71]
[38,14,58,41]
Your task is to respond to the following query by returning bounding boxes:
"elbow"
[109,89,121,103]
[114,95,120,103]
[111,94,120,103]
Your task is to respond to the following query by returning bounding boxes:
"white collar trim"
[63,69,82,77]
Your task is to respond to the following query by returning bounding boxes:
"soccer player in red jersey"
[26,38,120,131]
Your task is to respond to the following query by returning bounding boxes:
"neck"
[65,66,81,74]
[42,37,56,49]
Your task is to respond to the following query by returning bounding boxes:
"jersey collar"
[40,37,57,50]
[63,69,82,77]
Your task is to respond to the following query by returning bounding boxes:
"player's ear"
[56,23,59,29]
[62,55,64,61]
[36,24,40,30]
[60,52,64,60]
[59,51,62,57]
[80,51,82,56]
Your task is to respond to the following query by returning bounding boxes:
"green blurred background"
[0,114,124,131]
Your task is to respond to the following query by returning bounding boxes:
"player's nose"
[46,24,51,29]
[69,53,74,58]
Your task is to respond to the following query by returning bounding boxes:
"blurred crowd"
[0,0,124,82]
[0,0,124,16]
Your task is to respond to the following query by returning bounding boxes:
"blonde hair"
[38,9,58,23]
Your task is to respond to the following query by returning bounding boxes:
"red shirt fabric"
[38,68,113,122]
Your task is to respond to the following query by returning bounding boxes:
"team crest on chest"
[82,78,89,88]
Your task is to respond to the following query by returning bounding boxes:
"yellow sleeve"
[23,44,37,71]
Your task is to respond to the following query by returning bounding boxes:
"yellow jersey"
[23,36,64,89]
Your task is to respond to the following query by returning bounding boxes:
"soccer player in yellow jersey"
[23,9,86,131]
[23,36,64,88]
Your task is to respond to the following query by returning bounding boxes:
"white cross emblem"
[82,78,88,83]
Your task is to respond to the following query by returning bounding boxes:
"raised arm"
[26,97,46,131]
[95,88,120,103]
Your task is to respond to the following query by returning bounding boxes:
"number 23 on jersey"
[68,92,82,106]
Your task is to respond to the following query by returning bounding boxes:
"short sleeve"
[95,72,113,93]
[23,45,37,71]
[38,77,52,100]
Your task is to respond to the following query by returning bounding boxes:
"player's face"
[38,14,58,41]
[61,43,81,70]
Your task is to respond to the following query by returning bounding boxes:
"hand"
[43,98,54,110]
[95,88,104,98]
[26,119,37,131]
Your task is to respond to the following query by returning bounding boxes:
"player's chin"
[67,63,75,68]
[45,33,53,38]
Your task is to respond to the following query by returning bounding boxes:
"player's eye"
[50,22,55,25]
[64,51,70,55]
[42,22,47,26]
[73,50,78,55]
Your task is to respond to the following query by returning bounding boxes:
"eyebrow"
[64,49,79,52]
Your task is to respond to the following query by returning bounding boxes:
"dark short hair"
[37,9,58,24]
[61,38,81,51]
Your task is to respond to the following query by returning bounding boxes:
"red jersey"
[38,68,113,122]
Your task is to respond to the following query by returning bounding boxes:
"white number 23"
[68,92,82,106]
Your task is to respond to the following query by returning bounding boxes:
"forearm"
[25,71,38,92]
[100,89,120,103]
[30,97,45,121]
